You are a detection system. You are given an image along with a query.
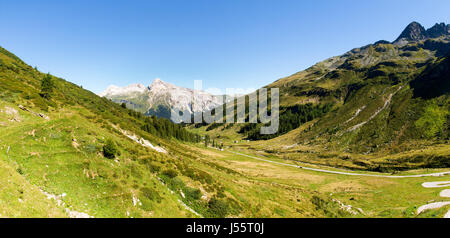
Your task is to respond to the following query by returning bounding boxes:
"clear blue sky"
[1,0,449,94]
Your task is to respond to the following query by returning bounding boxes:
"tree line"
[239,103,333,140]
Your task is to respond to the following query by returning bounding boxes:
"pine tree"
[103,139,119,159]
[40,73,54,99]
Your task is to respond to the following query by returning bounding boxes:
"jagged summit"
[426,22,450,38]
[395,22,427,43]
[394,21,449,45]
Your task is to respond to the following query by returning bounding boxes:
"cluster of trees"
[239,103,333,140]
[203,135,223,149]
[118,103,201,143]
[141,116,201,142]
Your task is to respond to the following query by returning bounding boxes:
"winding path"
[229,151,450,178]
[417,181,450,218]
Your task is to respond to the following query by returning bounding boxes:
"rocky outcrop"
[394,21,449,45]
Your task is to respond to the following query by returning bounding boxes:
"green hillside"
[193,35,450,171]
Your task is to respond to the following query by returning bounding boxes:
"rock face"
[100,78,223,120]
[394,21,449,45]
[426,23,450,38]
[395,22,428,43]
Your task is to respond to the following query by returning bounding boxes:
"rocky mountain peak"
[395,21,427,43]
[394,21,449,45]
[426,22,449,38]
[100,78,223,118]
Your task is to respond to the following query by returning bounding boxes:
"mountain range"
[100,78,223,119]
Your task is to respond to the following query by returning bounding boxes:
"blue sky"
[0,0,449,94]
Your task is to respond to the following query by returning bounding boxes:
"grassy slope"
[0,158,66,218]
[0,46,215,217]
[0,100,191,217]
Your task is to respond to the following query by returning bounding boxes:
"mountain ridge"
[394,21,449,45]
[100,78,223,119]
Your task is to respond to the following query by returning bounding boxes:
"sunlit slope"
[0,46,233,217]
[193,36,449,170]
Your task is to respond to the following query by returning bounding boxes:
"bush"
[140,187,162,203]
[162,169,178,178]
[183,187,202,200]
[148,163,161,173]
[207,197,229,218]
[103,139,119,159]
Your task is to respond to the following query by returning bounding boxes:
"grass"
[0,101,194,218]
[0,158,66,218]
[189,145,450,218]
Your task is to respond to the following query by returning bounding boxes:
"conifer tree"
[40,73,54,99]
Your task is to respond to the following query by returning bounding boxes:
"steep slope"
[100,78,223,119]
[0,46,240,217]
[0,46,208,217]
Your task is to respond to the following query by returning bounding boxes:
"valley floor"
[189,145,450,218]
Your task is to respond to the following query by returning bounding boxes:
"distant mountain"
[394,21,449,45]
[100,78,223,119]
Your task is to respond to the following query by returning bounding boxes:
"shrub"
[183,187,202,200]
[148,163,161,173]
[162,169,178,178]
[207,197,229,218]
[140,187,162,203]
[169,177,185,189]
[103,139,119,159]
